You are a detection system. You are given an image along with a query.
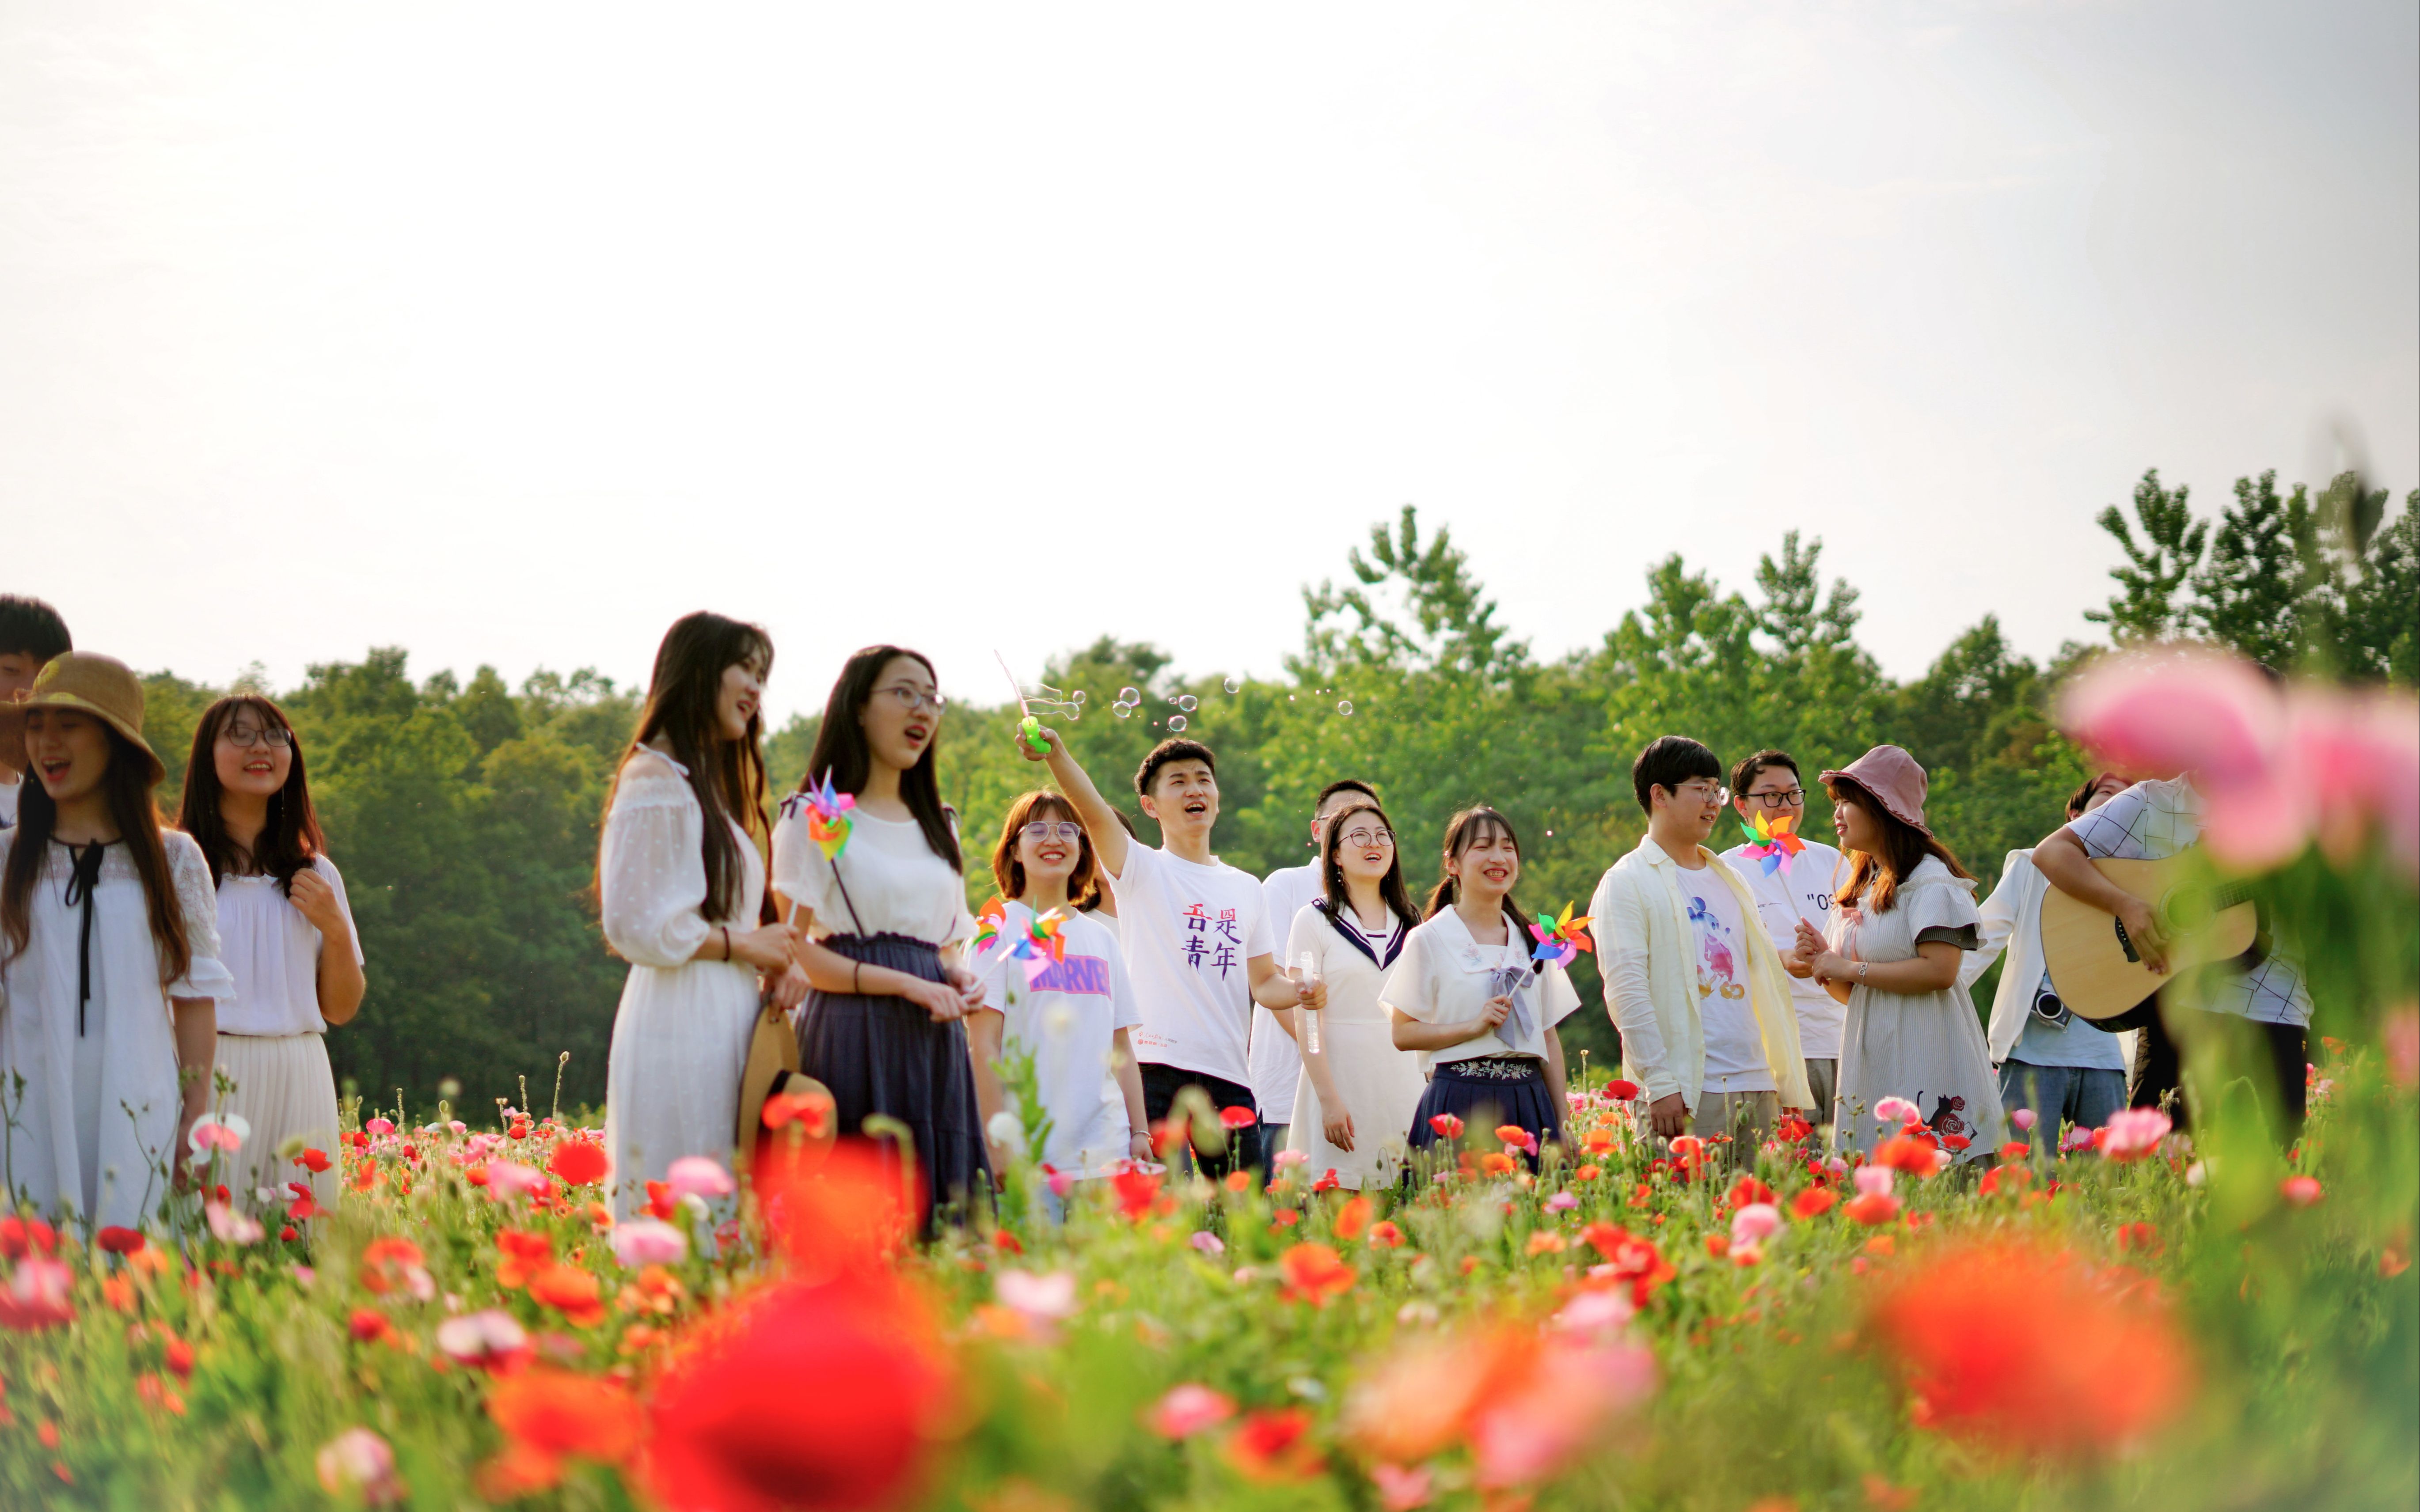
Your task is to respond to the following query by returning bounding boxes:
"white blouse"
[1380,907,1582,1073]
[771,803,973,946]
[214,857,363,1037]
[600,750,764,963]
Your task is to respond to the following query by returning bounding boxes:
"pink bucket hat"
[1820,745,1932,837]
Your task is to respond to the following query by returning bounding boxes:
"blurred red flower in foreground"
[481,1368,643,1497]
[1279,1243,1357,1306]
[1345,1313,1654,1487]
[1227,1407,1322,1481]
[641,1273,958,1512]
[1866,1238,2190,1458]
[547,1138,609,1188]
[0,1258,74,1331]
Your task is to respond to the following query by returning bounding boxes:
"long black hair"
[1421,805,1529,938]
[603,612,775,924]
[3,723,190,988]
[179,695,326,890]
[799,645,961,872]
[1319,798,1417,925]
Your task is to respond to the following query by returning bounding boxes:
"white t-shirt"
[1380,907,1581,1074]
[0,776,17,828]
[1719,837,1849,1061]
[2065,777,2312,1027]
[1681,872,1774,1093]
[1109,845,1274,1085]
[214,857,365,1037]
[1249,860,1324,1122]
[969,905,1142,1178]
[771,803,974,947]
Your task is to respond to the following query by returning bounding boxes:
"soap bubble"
[1119,687,1140,704]
[1336,700,1354,716]
[1071,689,1087,705]
[1223,676,1240,694]
[1176,694,1198,712]
[1114,704,1132,719]
[1168,715,1189,733]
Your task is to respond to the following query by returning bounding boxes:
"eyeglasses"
[1674,781,1729,805]
[1742,788,1805,809]
[221,724,293,749]
[1020,821,1083,844]
[1338,827,1394,848]
[877,685,947,715]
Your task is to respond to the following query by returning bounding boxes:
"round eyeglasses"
[1338,827,1394,848]
[1021,821,1083,844]
[878,685,947,715]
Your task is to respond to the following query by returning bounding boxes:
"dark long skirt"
[1406,1057,1563,1163]
[796,933,991,1231]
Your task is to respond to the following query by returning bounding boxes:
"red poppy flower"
[1367,1220,1405,1249]
[295,1147,333,1174]
[1727,1175,1777,1209]
[1110,1168,1163,1222]
[495,1230,554,1291]
[641,1275,957,1512]
[0,1218,57,1260]
[162,1335,194,1379]
[1227,1407,1323,1482]
[1311,1169,1341,1194]
[528,1265,607,1329]
[1775,1113,1815,1143]
[547,1140,609,1188]
[1867,1238,2189,1457]
[1842,1192,1901,1225]
[1333,1196,1373,1240]
[96,1227,146,1255]
[483,1368,644,1493]
[1790,1188,1838,1220]
[1279,1243,1357,1306]
[1428,1114,1465,1140]
[1605,1080,1641,1101]
[360,1238,426,1296]
[350,1309,397,1345]
[644,1180,679,1221]
[1873,1137,1943,1178]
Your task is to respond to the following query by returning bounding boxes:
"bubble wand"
[993,651,1050,755]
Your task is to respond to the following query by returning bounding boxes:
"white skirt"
[214,1032,342,1213]
[602,958,760,1221]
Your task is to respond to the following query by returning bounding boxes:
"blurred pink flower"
[994,1269,1078,1323]
[1730,1203,1783,1246]
[2384,1007,2419,1089]
[2279,1175,2325,1208]
[1146,1383,1235,1438]
[1853,1166,1895,1199]
[317,1427,404,1506]
[1545,1190,1580,1213]
[205,1201,264,1245]
[2099,1108,2172,1161]
[608,1218,688,1268]
[436,1309,531,1370]
[485,1161,548,1203]
[1190,1231,1225,1257]
[363,1117,396,1138]
[1466,1334,1656,1487]
[1872,1096,1921,1127]
[2010,1108,2038,1132]
[665,1156,735,1202]
[1370,1462,1435,1510]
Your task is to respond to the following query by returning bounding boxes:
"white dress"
[1828,855,2009,1161]
[1285,901,1427,1189]
[599,750,765,1221]
[0,830,233,1230]
[213,857,361,1212]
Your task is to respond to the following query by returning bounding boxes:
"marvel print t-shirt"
[1110,845,1275,1085]
[1686,876,1775,1094]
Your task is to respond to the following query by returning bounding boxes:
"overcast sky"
[3,2,2412,721]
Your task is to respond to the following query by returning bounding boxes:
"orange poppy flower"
[1277,1243,1356,1306]
[547,1140,609,1188]
[495,1230,554,1290]
[484,1367,643,1493]
[528,1265,607,1329]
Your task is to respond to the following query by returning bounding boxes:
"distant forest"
[124,469,2417,1115]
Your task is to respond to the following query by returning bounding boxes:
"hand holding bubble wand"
[994,652,1086,755]
[1290,949,1325,1053]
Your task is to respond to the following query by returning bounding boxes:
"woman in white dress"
[1283,797,1425,1189]
[598,614,802,1221]
[0,654,232,1232]
[1791,745,2007,1163]
[177,695,365,1213]
[772,645,988,1232]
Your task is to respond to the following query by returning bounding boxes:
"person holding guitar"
[2029,773,2313,1138]
[1788,746,2006,1163]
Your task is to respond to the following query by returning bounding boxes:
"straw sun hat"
[0,652,166,786]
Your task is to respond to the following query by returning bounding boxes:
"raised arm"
[1026,728,1130,880]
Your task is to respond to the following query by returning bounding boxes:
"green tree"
[2190,470,2311,670]
[2087,469,2207,642]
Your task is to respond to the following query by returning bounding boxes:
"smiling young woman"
[0,654,234,1231]
[178,695,365,1213]
[771,644,990,1232]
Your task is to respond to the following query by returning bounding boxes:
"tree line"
[132,471,2418,1113]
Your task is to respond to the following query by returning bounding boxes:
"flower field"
[0,656,2415,1512]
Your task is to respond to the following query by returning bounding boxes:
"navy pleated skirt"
[1407,1057,1564,1157]
[795,933,991,1231]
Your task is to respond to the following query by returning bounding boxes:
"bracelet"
[853,961,864,994]
[1857,960,1869,981]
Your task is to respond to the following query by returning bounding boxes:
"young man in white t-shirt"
[1717,749,1849,1126]
[0,597,73,829]
[1252,777,1379,1157]
[1024,728,1316,1176]
[1590,736,1811,1151]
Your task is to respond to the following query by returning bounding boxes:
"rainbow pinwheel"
[1528,902,1595,968]
[1736,810,1806,876]
[973,899,1069,985]
[802,770,856,862]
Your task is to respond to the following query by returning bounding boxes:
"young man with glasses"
[1250,778,1379,1156]
[0,596,72,828]
[1717,750,1850,1128]
[1588,737,1811,1152]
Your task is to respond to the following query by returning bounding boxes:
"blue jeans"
[1998,1061,2126,1156]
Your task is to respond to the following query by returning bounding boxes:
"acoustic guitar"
[2035,856,2258,1021]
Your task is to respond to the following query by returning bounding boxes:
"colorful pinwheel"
[1736,810,1806,876]
[1528,902,1595,968]
[972,896,1007,953]
[801,770,855,861]
[970,900,1070,986]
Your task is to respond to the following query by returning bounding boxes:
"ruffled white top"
[0,829,232,1229]
[213,857,363,1037]
[598,749,765,1219]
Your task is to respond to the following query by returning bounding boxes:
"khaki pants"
[1803,1058,1839,1128]
[1689,1089,1778,1152]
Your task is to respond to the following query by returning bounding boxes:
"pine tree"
[2190,470,2309,669]
[2086,469,2207,641]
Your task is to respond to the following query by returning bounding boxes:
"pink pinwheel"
[1736,810,1807,876]
[1527,903,1594,968]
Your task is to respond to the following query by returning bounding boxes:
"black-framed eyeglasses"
[1743,788,1805,809]
[1338,827,1394,848]
[1021,821,1083,844]
[221,724,293,749]
[878,685,946,714]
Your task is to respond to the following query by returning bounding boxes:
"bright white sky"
[3,3,2412,721]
